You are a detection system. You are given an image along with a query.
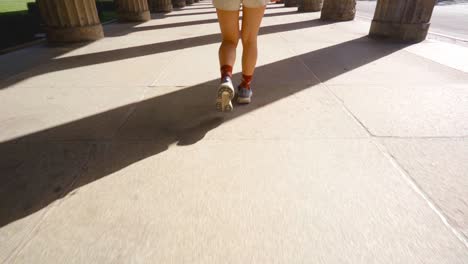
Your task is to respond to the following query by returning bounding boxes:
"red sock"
[240,74,253,89]
[221,65,233,79]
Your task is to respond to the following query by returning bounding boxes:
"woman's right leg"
[236,5,265,104]
[216,9,240,74]
[240,6,265,76]
[216,8,240,112]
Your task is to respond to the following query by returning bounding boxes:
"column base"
[151,4,173,13]
[298,6,322,12]
[320,10,355,21]
[284,0,297,7]
[173,0,186,8]
[369,20,430,43]
[298,7,322,12]
[46,24,104,43]
[298,0,322,12]
[118,10,151,22]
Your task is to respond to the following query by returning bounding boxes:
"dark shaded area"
[0,5,42,51]
[0,30,406,226]
[0,0,117,52]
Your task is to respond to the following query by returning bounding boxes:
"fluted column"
[320,0,356,21]
[115,0,150,22]
[298,0,322,12]
[37,0,104,42]
[284,0,298,7]
[172,0,186,8]
[149,0,173,13]
[369,0,436,42]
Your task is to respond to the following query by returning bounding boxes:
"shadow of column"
[0,19,336,90]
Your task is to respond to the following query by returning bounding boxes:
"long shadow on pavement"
[109,10,301,37]
[0,36,407,227]
[159,3,295,18]
[0,19,335,90]
[0,2,296,88]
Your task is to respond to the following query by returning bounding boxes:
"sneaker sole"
[237,96,251,104]
[216,84,234,112]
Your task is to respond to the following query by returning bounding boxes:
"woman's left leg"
[241,5,266,76]
[238,5,266,104]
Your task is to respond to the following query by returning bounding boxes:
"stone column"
[298,0,322,12]
[172,0,186,8]
[320,0,356,21]
[284,0,298,7]
[37,0,104,42]
[186,0,194,5]
[149,0,173,13]
[115,0,151,22]
[369,0,436,42]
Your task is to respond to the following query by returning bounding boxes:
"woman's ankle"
[240,74,253,89]
[221,65,233,79]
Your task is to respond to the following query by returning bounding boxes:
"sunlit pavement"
[0,1,467,263]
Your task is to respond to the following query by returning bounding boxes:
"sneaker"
[216,76,235,112]
[237,85,253,104]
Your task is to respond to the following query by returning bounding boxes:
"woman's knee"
[222,37,239,48]
[241,35,257,47]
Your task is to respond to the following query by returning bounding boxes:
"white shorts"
[213,0,268,11]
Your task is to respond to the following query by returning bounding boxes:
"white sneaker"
[216,76,235,112]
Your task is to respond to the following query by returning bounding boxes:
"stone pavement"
[1,1,467,263]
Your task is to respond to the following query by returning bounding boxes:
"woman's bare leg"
[241,6,266,76]
[216,9,240,112]
[235,5,265,104]
[216,9,240,69]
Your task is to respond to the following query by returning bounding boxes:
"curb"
[355,14,468,46]
[427,31,468,47]
[0,38,46,55]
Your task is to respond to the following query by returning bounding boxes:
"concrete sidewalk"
[1,1,467,263]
